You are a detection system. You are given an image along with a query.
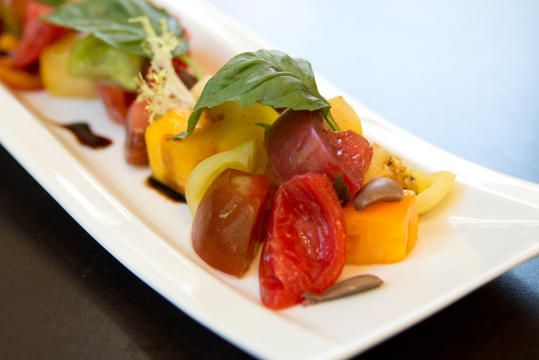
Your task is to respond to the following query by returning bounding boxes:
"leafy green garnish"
[69,35,144,92]
[43,0,188,58]
[40,0,66,6]
[255,123,272,131]
[175,49,339,139]
[132,16,196,122]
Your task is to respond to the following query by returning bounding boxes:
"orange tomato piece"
[0,56,43,90]
[344,189,419,265]
[0,33,20,52]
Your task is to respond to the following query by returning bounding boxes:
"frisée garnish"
[131,16,197,122]
[43,0,188,58]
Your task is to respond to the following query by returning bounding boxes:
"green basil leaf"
[176,49,338,139]
[43,0,188,57]
[255,123,272,131]
[69,35,144,92]
[40,0,66,6]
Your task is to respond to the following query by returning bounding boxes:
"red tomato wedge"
[266,109,372,202]
[125,100,150,165]
[97,83,137,125]
[13,1,68,69]
[192,168,270,278]
[259,173,347,309]
[0,56,43,90]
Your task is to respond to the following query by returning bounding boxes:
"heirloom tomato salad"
[0,0,456,309]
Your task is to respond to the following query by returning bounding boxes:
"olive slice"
[353,177,404,212]
[302,274,383,306]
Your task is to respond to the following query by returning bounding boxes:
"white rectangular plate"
[1,1,539,359]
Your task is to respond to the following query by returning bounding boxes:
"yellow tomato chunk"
[413,170,456,215]
[40,33,97,98]
[207,101,279,170]
[145,107,216,196]
[329,96,363,135]
[344,189,418,265]
[185,148,252,218]
[0,33,19,52]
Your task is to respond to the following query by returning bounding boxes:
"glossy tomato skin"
[97,83,137,125]
[259,173,347,309]
[260,160,281,238]
[192,168,269,278]
[125,100,150,165]
[266,109,372,201]
[13,1,68,69]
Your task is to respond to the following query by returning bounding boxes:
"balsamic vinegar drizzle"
[20,106,113,150]
[62,122,112,149]
[13,97,113,149]
[44,116,112,149]
[146,177,186,203]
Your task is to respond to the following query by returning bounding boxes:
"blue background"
[207,0,539,183]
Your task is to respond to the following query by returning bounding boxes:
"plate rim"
[1,1,539,359]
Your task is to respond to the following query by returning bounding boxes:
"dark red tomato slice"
[13,1,68,69]
[0,56,43,90]
[97,83,137,125]
[172,57,187,71]
[266,109,372,202]
[260,160,281,238]
[125,100,150,165]
[192,168,270,278]
[259,173,347,309]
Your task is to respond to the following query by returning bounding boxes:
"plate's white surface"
[1,1,539,359]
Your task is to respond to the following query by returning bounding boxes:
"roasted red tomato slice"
[13,0,68,69]
[192,168,270,278]
[97,83,137,125]
[125,100,150,165]
[259,173,347,309]
[0,56,43,90]
[266,109,372,202]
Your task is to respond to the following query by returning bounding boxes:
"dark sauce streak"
[11,91,113,149]
[62,122,112,149]
[146,177,186,203]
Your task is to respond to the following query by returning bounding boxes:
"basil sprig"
[43,0,188,57]
[176,49,339,139]
[40,0,66,6]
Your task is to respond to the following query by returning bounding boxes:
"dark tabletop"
[2,1,539,359]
